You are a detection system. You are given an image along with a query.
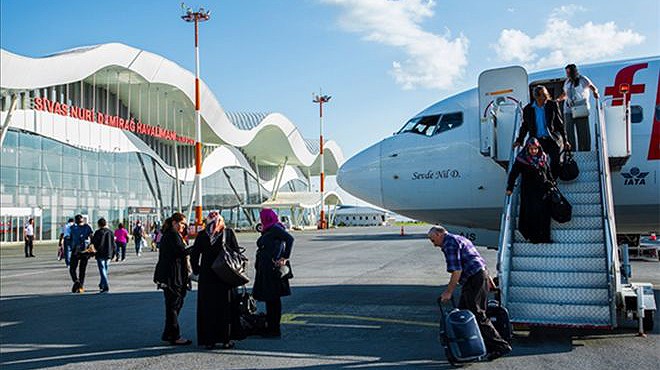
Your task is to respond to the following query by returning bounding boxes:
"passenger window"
[434,112,463,134]
[631,105,643,124]
[397,115,441,136]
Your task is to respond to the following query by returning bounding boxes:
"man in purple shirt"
[428,225,511,360]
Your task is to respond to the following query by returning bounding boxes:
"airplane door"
[478,66,529,161]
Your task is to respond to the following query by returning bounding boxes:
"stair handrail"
[496,100,523,307]
[595,97,621,327]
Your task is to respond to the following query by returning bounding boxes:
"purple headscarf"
[260,208,280,232]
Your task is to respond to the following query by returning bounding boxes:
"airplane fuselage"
[338,57,660,241]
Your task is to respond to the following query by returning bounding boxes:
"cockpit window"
[434,112,463,134]
[397,112,463,136]
[398,115,441,136]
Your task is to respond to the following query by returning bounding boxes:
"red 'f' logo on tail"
[648,72,660,160]
[604,63,647,106]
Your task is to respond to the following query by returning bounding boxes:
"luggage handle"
[437,295,458,320]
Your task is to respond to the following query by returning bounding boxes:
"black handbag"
[559,150,579,181]
[545,186,572,223]
[236,286,257,315]
[211,230,250,287]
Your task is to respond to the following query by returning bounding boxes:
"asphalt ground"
[1,226,658,370]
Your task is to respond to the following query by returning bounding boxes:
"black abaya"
[507,161,553,243]
[190,228,243,346]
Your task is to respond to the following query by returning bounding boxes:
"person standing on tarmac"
[59,218,75,266]
[114,223,128,262]
[91,218,115,293]
[70,215,94,293]
[428,225,512,361]
[153,212,193,346]
[133,220,145,256]
[24,218,35,258]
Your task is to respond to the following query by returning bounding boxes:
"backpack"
[133,225,142,237]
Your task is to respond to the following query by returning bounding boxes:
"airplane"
[337,56,660,247]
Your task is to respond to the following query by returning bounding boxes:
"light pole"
[181,4,210,228]
[313,92,331,229]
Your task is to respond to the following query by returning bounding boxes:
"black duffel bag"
[211,230,250,287]
[559,150,579,181]
[545,186,572,223]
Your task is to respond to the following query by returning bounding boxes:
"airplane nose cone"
[337,142,383,206]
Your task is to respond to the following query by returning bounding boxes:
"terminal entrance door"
[127,207,160,234]
[0,207,42,243]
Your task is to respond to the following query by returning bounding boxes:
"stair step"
[561,159,599,172]
[564,170,599,183]
[572,152,599,162]
[510,271,607,288]
[507,302,611,327]
[513,243,606,257]
[572,204,602,216]
[562,192,601,204]
[552,229,604,243]
[511,256,606,272]
[508,287,610,305]
[515,229,604,243]
[552,216,602,229]
[561,181,600,193]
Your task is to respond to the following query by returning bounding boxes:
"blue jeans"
[64,238,72,266]
[97,259,110,291]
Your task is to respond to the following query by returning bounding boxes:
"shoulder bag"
[559,150,580,181]
[211,230,250,287]
[569,83,589,118]
[545,186,572,223]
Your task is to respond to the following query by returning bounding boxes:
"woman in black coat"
[506,138,554,244]
[190,212,243,349]
[153,212,192,345]
[253,208,294,338]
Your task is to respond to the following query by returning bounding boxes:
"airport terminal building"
[0,43,343,242]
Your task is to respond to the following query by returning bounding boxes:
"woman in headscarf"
[190,211,243,349]
[253,208,294,338]
[506,138,554,244]
[153,212,193,345]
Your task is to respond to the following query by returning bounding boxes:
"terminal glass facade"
[0,129,274,242]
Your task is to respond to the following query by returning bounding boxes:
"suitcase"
[439,300,487,365]
[486,299,512,342]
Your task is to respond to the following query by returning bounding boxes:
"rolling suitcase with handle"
[439,299,487,365]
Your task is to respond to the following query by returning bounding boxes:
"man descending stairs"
[505,150,613,328]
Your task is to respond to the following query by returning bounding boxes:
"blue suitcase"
[439,301,487,365]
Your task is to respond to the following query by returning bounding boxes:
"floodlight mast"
[313,93,331,229]
[181,4,210,228]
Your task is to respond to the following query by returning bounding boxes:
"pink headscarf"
[260,208,279,232]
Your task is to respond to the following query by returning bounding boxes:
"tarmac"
[1,225,658,369]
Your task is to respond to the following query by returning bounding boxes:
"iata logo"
[621,167,649,185]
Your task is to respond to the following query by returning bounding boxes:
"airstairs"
[499,146,616,327]
[479,66,655,330]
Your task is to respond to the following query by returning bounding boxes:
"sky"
[1,0,658,206]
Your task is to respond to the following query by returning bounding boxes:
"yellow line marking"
[281,313,437,328]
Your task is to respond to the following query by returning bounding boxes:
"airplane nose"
[337,142,383,207]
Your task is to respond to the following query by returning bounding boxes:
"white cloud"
[493,4,645,69]
[323,0,468,90]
